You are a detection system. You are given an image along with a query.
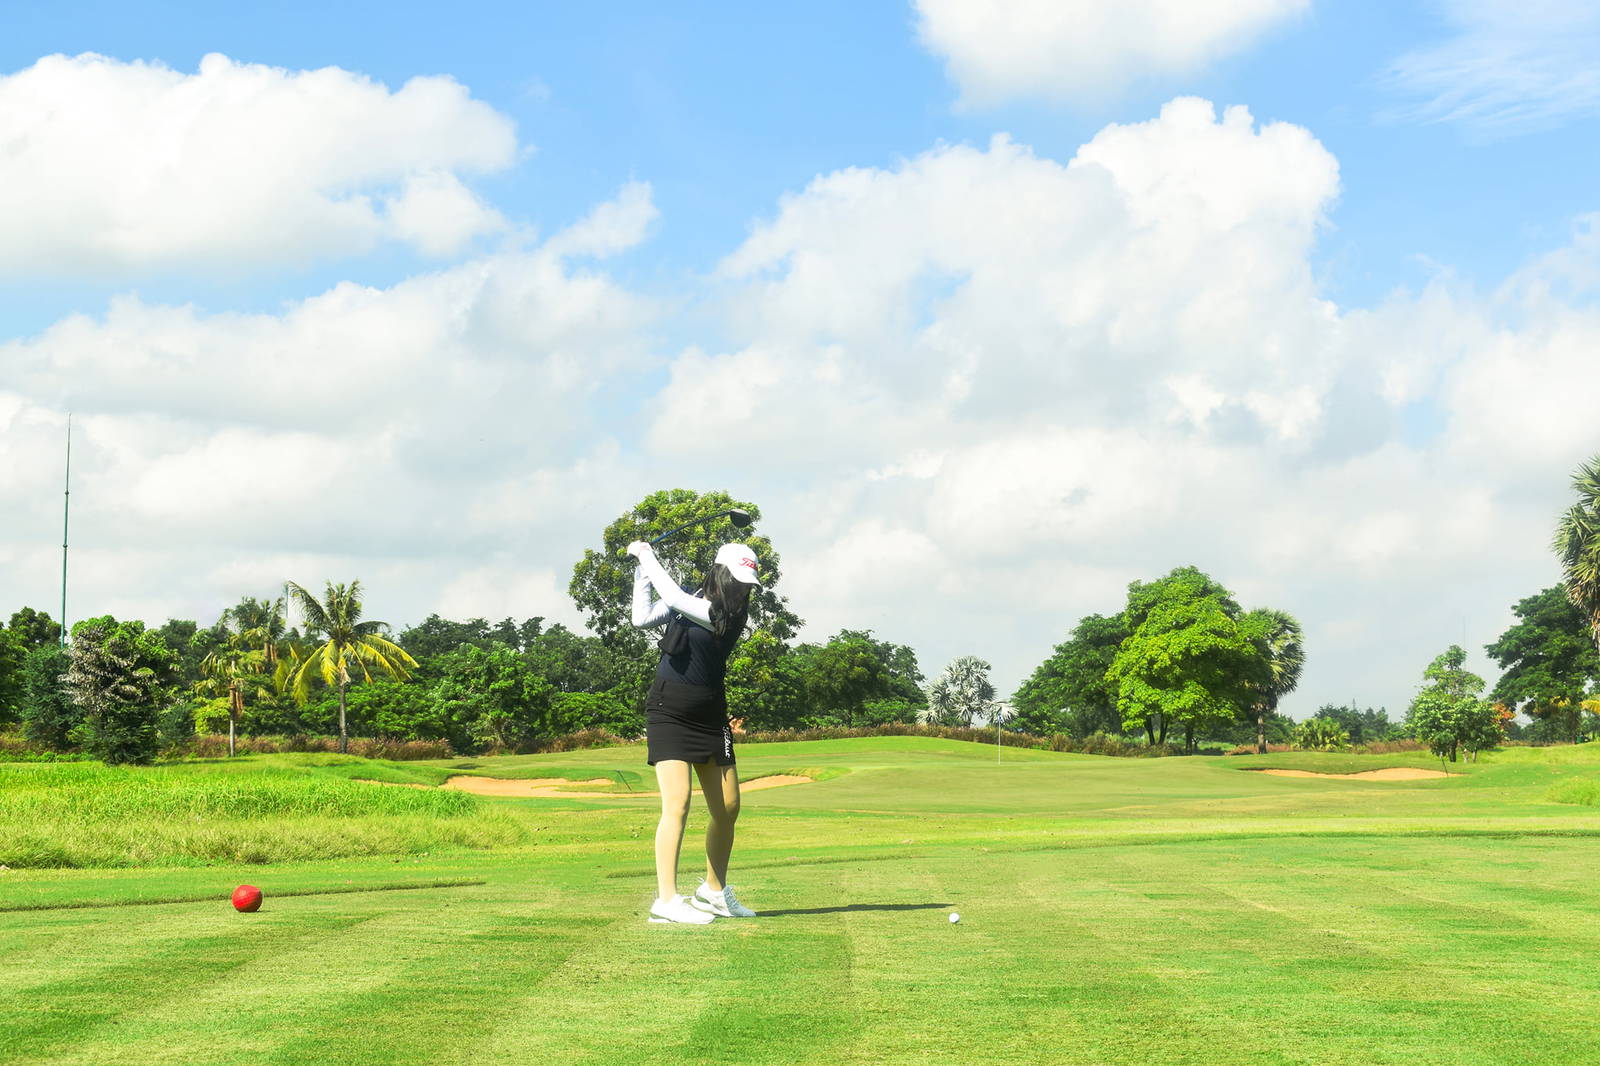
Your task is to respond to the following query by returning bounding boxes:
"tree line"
[3,460,1598,764]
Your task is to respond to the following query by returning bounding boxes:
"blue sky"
[10,0,1596,313]
[3,1,1598,714]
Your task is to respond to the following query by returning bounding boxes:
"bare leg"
[654,760,692,901]
[693,762,740,891]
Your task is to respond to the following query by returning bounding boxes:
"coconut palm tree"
[227,596,291,668]
[282,580,417,754]
[1555,454,1600,657]
[1244,608,1305,754]
[197,635,269,758]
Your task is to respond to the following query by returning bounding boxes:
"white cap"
[715,543,762,585]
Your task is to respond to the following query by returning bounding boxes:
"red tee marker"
[231,885,263,912]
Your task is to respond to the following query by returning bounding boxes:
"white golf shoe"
[691,882,757,918]
[649,895,716,924]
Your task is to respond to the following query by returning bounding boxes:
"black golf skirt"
[646,677,735,767]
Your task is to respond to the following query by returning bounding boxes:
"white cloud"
[914,0,1309,106]
[0,186,661,633]
[0,52,517,275]
[1382,0,1600,136]
[642,97,1591,714]
[4,86,1596,721]
[542,181,660,260]
[673,99,1340,462]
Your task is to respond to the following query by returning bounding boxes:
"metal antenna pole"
[60,414,71,646]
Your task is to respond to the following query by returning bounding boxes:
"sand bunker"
[736,774,813,792]
[441,773,812,798]
[443,776,613,796]
[1251,767,1454,781]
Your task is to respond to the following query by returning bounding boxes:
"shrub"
[550,692,642,738]
[476,728,632,756]
[184,734,455,760]
[1295,718,1350,751]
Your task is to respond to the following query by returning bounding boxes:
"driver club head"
[728,508,753,529]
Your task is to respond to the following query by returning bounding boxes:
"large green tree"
[725,629,807,730]
[569,489,800,647]
[4,610,67,732]
[1486,586,1600,744]
[399,614,545,667]
[1011,613,1128,737]
[1408,645,1500,762]
[19,643,76,750]
[1107,567,1268,751]
[152,619,219,688]
[805,631,899,727]
[1242,608,1305,754]
[1308,704,1395,745]
[7,607,62,650]
[0,627,26,728]
[430,643,554,753]
[283,581,418,754]
[62,616,178,765]
[524,624,641,695]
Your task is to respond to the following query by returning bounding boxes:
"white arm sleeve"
[634,548,714,629]
[631,566,671,629]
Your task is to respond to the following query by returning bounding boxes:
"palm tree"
[1245,608,1304,754]
[227,596,291,669]
[283,580,417,754]
[197,635,269,758]
[926,656,995,727]
[195,596,291,757]
[1555,454,1600,657]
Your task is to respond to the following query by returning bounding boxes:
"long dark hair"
[701,563,752,640]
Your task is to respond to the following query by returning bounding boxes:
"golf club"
[644,508,752,549]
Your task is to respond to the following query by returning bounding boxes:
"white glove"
[626,540,653,560]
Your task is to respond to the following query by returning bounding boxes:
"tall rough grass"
[0,762,524,869]
[1548,778,1600,807]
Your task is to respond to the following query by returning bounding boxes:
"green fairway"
[4,739,1600,1065]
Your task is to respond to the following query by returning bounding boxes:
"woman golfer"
[627,538,761,924]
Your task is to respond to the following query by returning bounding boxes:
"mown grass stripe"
[0,878,487,912]
[0,911,378,1065]
[17,900,510,1066]
[257,910,621,1066]
[464,910,731,1065]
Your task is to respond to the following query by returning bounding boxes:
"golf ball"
[949,912,960,924]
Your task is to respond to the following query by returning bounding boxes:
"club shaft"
[650,509,736,545]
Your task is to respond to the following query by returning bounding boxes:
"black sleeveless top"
[655,609,741,689]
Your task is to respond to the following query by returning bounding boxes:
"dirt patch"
[1251,767,1455,781]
